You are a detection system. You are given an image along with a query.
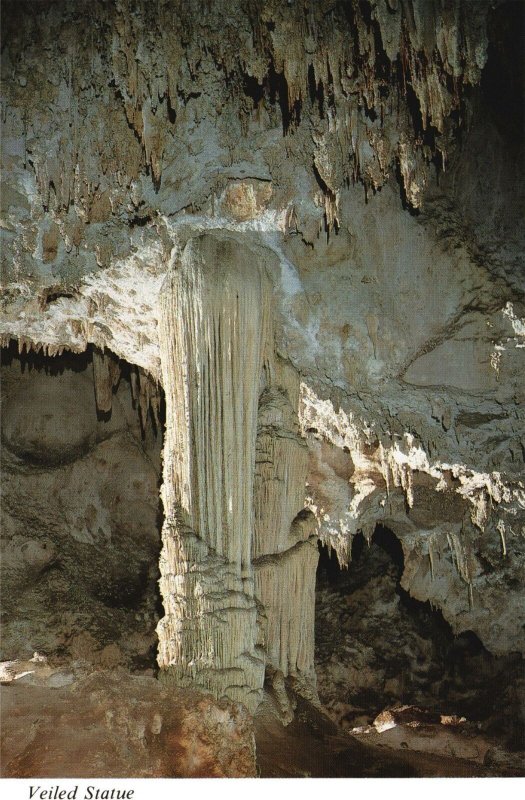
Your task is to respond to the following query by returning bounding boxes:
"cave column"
[156,231,271,712]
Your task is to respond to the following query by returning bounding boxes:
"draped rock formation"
[157,231,316,710]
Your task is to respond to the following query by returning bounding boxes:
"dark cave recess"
[0,342,164,673]
[315,525,524,748]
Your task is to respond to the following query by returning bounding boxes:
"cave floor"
[2,662,522,778]
[253,694,517,778]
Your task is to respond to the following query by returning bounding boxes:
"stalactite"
[1,0,492,248]
[429,540,435,581]
[252,358,318,684]
[92,350,120,414]
[156,231,316,709]
[253,383,309,558]
[381,443,415,508]
[446,531,471,586]
[497,520,507,558]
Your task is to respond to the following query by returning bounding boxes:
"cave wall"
[315,529,524,747]
[1,0,524,709]
[0,346,162,670]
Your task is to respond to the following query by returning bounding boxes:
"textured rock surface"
[1,0,524,776]
[315,533,525,755]
[0,0,493,293]
[253,689,504,777]
[1,346,162,669]
[157,231,316,709]
[1,669,256,778]
[3,661,507,779]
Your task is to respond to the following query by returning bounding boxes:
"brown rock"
[1,671,256,778]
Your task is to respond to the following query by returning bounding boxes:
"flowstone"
[157,231,317,711]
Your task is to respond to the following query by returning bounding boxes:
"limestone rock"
[2,368,98,464]
[157,231,315,709]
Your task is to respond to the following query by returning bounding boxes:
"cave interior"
[1,0,524,781]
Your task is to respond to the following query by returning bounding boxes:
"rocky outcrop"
[0,348,162,669]
[315,533,524,750]
[1,0,492,291]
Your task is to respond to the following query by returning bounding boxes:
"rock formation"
[1,0,524,778]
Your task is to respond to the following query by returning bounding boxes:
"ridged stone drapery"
[157,231,318,711]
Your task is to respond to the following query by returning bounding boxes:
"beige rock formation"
[157,231,316,710]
